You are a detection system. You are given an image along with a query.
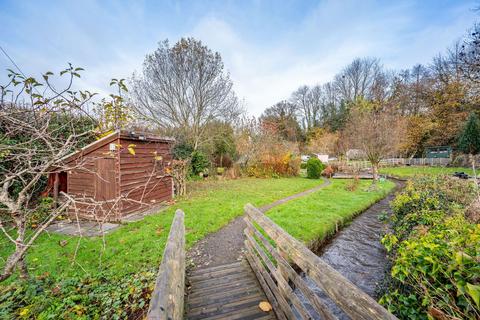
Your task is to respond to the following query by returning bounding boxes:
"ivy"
[0,269,156,319]
[381,176,480,319]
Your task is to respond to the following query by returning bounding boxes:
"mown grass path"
[186,179,331,269]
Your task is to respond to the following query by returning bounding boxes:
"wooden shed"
[48,130,174,222]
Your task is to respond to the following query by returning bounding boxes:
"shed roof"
[57,130,175,167]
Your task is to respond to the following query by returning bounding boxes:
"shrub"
[245,153,300,178]
[0,269,156,319]
[190,150,210,176]
[172,142,193,160]
[306,158,325,179]
[380,176,479,319]
[344,176,360,191]
[29,197,54,228]
[300,162,307,169]
[321,165,335,178]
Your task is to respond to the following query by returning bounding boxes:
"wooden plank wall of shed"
[119,138,173,216]
[67,137,120,220]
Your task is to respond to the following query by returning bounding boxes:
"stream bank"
[300,181,404,319]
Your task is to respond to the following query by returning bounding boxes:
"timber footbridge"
[146,205,398,320]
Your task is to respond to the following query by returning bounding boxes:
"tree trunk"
[372,163,379,182]
[471,154,479,197]
[0,248,24,282]
[53,172,59,209]
[18,256,29,280]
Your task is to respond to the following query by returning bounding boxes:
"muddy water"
[298,182,402,319]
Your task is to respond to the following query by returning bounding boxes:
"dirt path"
[186,178,331,270]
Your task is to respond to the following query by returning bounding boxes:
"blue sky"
[0,0,478,115]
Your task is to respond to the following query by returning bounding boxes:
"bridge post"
[147,209,185,320]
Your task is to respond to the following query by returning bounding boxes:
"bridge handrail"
[147,209,185,320]
[244,203,397,320]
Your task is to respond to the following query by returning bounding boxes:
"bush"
[172,142,193,160]
[190,150,210,176]
[300,162,307,169]
[306,158,325,179]
[29,197,54,228]
[321,165,335,178]
[0,269,156,319]
[380,176,479,319]
[344,176,360,191]
[245,153,300,178]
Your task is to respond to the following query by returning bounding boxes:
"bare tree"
[459,24,480,83]
[131,38,242,150]
[0,65,159,282]
[344,103,405,182]
[291,85,323,131]
[0,66,98,281]
[333,57,388,103]
[391,64,431,116]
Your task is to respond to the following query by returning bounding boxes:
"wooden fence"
[147,209,185,320]
[244,203,397,320]
[330,157,451,172]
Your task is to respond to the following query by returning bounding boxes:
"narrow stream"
[298,182,403,319]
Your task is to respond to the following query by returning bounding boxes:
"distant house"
[47,130,174,222]
[314,154,329,163]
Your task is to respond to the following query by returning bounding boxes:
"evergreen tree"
[458,112,480,188]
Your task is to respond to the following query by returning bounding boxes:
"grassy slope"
[379,166,473,179]
[268,179,396,245]
[0,177,324,279]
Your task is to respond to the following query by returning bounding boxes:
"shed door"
[94,158,116,201]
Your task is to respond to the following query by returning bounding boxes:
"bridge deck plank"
[185,260,276,320]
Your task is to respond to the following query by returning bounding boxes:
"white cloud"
[0,0,477,116]
[187,1,478,116]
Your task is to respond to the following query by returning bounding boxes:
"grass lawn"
[268,179,396,245]
[379,166,473,179]
[0,177,324,280]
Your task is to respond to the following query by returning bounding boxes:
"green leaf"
[466,283,480,307]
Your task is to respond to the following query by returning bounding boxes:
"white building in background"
[314,154,329,163]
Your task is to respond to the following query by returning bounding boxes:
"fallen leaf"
[156,228,163,236]
[51,285,61,295]
[259,301,272,312]
[59,240,68,247]
[128,144,136,155]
